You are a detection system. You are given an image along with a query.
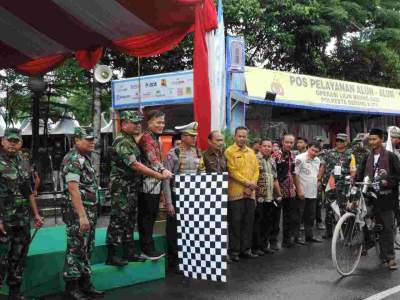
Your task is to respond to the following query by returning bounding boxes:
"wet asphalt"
[98,239,400,300]
[27,217,400,300]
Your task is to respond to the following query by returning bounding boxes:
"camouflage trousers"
[106,189,137,246]
[0,224,30,288]
[62,205,98,281]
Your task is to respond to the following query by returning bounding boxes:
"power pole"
[92,77,102,186]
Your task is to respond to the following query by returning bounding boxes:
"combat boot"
[106,245,128,266]
[64,280,88,300]
[123,242,146,262]
[79,275,105,298]
[8,284,25,300]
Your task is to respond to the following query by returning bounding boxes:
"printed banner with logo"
[246,67,400,115]
[112,70,193,109]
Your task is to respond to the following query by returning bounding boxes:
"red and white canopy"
[0,0,217,148]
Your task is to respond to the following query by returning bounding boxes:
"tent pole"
[92,70,102,186]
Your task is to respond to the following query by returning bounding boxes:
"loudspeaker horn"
[94,65,112,83]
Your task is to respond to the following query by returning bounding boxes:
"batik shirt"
[139,130,164,195]
[272,150,296,198]
[256,153,277,203]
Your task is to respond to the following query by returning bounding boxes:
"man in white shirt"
[294,141,323,243]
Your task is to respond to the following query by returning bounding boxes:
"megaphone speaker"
[94,65,112,83]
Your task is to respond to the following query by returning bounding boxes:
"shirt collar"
[207,148,223,156]
[233,143,249,152]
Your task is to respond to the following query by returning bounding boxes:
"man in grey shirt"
[163,122,205,273]
[294,141,323,243]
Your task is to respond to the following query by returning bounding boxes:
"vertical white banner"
[206,0,226,131]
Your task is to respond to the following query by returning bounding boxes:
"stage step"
[0,226,166,298]
[91,260,165,291]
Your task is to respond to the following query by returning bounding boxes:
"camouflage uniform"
[0,129,33,291]
[61,128,98,282]
[352,146,370,178]
[322,145,354,237]
[106,130,141,247]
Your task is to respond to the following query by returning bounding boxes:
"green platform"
[0,226,166,297]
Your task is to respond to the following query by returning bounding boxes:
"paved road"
[35,216,400,300]
[54,239,400,300]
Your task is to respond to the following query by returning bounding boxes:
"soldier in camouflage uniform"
[163,122,205,273]
[105,111,166,266]
[390,127,400,161]
[0,128,43,300]
[61,127,104,300]
[322,133,356,238]
[351,133,370,178]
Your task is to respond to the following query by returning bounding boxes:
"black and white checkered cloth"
[175,172,228,282]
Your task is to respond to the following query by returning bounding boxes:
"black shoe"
[123,242,146,262]
[64,280,89,300]
[305,237,323,243]
[230,254,240,262]
[295,237,307,245]
[261,247,275,254]
[140,250,166,261]
[322,234,332,239]
[79,276,105,298]
[239,251,258,259]
[106,245,129,266]
[269,241,280,251]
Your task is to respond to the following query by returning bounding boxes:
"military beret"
[336,133,348,141]
[353,133,367,142]
[120,110,143,123]
[74,126,94,139]
[4,128,22,141]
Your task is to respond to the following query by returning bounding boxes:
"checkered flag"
[175,172,228,282]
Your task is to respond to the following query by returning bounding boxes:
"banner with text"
[112,70,193,108]
[246,67,400,114]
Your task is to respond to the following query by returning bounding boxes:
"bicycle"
[331,178,383,276]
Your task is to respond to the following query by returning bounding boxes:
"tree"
[224,0,400,88]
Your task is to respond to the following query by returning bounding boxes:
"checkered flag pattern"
[175,172,228,282]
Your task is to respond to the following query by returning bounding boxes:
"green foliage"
[225,0,400,87]
[223,128,234,148]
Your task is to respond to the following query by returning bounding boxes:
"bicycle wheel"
[332,212,363,276]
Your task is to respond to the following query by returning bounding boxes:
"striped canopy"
[0,0,217,149]
[0,0,217,74]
